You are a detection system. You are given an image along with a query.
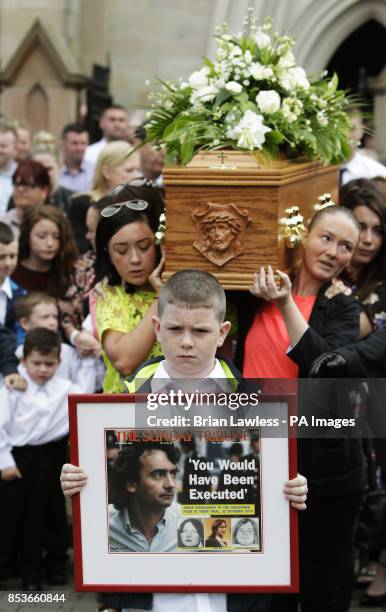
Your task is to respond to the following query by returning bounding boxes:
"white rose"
[190,85,219,104]
[225,81,243,95]
[254,31,271,48]
[256,90,281,113]
[188,70,209,89]
[249,62,274,81]
[280,67,310,91]
[291,67,310,90]
[227,110,271,150]
[277,51,295,69]
[230,46,242,57]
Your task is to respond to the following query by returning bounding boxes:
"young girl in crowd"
[340,178,386,606]
[93,198,164,392]
[12,205,77,296]
[11,205,99,356]
[236,205,363,612]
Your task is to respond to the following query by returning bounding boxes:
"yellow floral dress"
[96,285,162,393]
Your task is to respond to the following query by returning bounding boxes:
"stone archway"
[292,0,386,72]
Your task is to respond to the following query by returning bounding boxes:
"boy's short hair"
[23,328,61,359]
[0,222,16,245]
[15,292,57,322]
[158,269,226,322]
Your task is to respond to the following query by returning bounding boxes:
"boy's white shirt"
[151,358,230,393]
[15,342,98,393]
[123,358,228,612]
[0,369,81,470]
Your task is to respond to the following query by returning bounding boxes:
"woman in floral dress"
[93,198,164,393]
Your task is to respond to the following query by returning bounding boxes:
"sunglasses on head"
[101,199,149,217]
[13,180,40,188]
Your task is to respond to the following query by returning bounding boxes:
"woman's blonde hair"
[91,140,136,201]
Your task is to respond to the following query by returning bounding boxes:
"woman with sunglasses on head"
[68,141,142,253]
[93,195,164,392]
[237,205,365,612]
[0,160,50,238]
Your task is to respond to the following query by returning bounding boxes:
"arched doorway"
[326,19,386,97]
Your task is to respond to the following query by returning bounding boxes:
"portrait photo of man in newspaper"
[106,432,262,554]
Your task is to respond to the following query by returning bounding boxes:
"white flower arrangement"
[146,11,354,165]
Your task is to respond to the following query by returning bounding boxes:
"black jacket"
[336,330,386,439]
[336,329,386,378]
[0,325,18,377]
[234,284,365,498]
[234,284,360,376]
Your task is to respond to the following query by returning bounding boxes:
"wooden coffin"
[163,151,339,290]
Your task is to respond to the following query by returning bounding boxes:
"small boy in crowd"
[0,222,26,338]
[61,270,307,612]
[15,292,100,392]
[0,328,83,590]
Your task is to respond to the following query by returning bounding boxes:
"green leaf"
[235,92,249,104]
[202,56,214,70]
[266,129,284,144]
[261,48,270,65]
[329,73,339,93]
[244,101,258,113]
[181,130,195,164]
[215,89,232,106]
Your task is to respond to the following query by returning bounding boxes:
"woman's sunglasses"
[101,199,149,218]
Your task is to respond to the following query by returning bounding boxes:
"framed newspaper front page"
[69,391,298,592]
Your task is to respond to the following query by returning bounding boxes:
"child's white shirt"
[0,370,81,470]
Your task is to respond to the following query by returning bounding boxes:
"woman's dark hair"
[209,519,227,538]
[177,518,204,548]
[113,183,164,220]
[340,179,386,301]
[232,517,259,546]
[94,197,160,291]
[18,205,79,298]
[109,442,181,511]
[13,160,51,197]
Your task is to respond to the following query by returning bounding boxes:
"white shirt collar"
[151,358,229,392]
[0,276,12,299]
[16,366,54,394]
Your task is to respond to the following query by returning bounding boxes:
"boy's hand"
[4,373,27,391]
[60,463,88,497]
[283,473,308,510]
[1,466,22,480]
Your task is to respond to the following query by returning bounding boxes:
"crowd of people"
[0,103,385,612]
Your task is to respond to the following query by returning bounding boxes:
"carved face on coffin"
[192,202,251,266]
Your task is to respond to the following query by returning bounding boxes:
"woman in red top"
[241,205,363,612]
[244,205,360,379]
